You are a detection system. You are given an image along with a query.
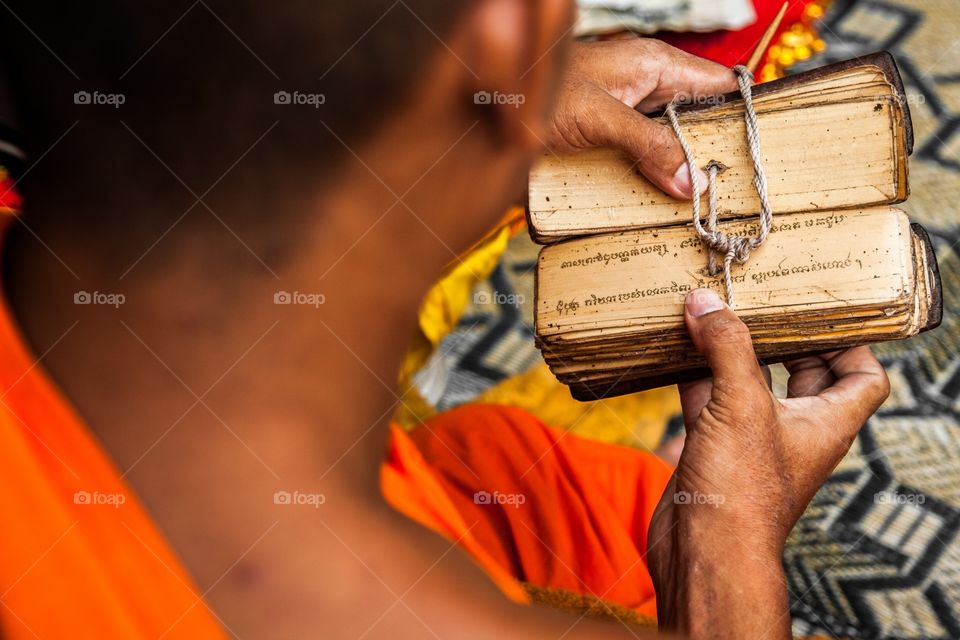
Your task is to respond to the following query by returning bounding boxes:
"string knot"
[665,64,772,308]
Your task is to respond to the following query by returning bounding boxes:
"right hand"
[647,288,890,638]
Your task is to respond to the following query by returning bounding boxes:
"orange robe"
[383,405,674,623]
[0,255,227,637]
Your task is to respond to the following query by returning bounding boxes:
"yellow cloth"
[474,363,679,451]
[393,209,677,449]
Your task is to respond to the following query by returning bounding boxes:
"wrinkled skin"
[647,289,890,638]
[547,39,739,199]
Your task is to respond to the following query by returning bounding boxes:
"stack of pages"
[527,53,942,399]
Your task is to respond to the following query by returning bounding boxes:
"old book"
[528,53,942,400]
[527,53,912,242]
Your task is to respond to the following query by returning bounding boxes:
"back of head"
[0,1,468,223]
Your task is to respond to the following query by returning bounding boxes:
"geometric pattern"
[786,0,960,635]
[416,234,540,411]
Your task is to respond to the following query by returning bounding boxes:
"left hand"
[547,39,738,199]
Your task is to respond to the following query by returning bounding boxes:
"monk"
[0,2,889,638]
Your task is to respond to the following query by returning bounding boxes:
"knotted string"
[665,65,772,309]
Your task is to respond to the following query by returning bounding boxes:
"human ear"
[458,0,575,151]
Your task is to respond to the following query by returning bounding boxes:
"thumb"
[684,288,766,393]
[588,91,707,199]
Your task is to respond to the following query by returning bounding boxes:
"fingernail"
[686,288,724,317]
[672,165,708,199]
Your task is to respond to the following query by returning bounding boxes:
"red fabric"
[0,173,21,211]
[657,0,814,66]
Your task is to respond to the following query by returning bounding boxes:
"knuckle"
[872,371,891,403]
[569,90,605,144]
[632,39,672,72]
[636,138,667,166]
[702,389,775,432]
[635,122,678,168]
[702,314,751,345]
[641,37,671,56]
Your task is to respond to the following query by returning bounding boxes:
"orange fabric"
[381,404,674,619]
[0,222,224,637]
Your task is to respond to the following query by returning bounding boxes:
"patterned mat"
[422,0,960,636]
[780,1,960,637]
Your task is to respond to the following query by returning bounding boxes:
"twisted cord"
[665,65,772,308]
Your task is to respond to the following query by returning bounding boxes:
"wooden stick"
[746,2,789,74]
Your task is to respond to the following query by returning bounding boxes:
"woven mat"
[425,0,960,636]
[778,1,960,637]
